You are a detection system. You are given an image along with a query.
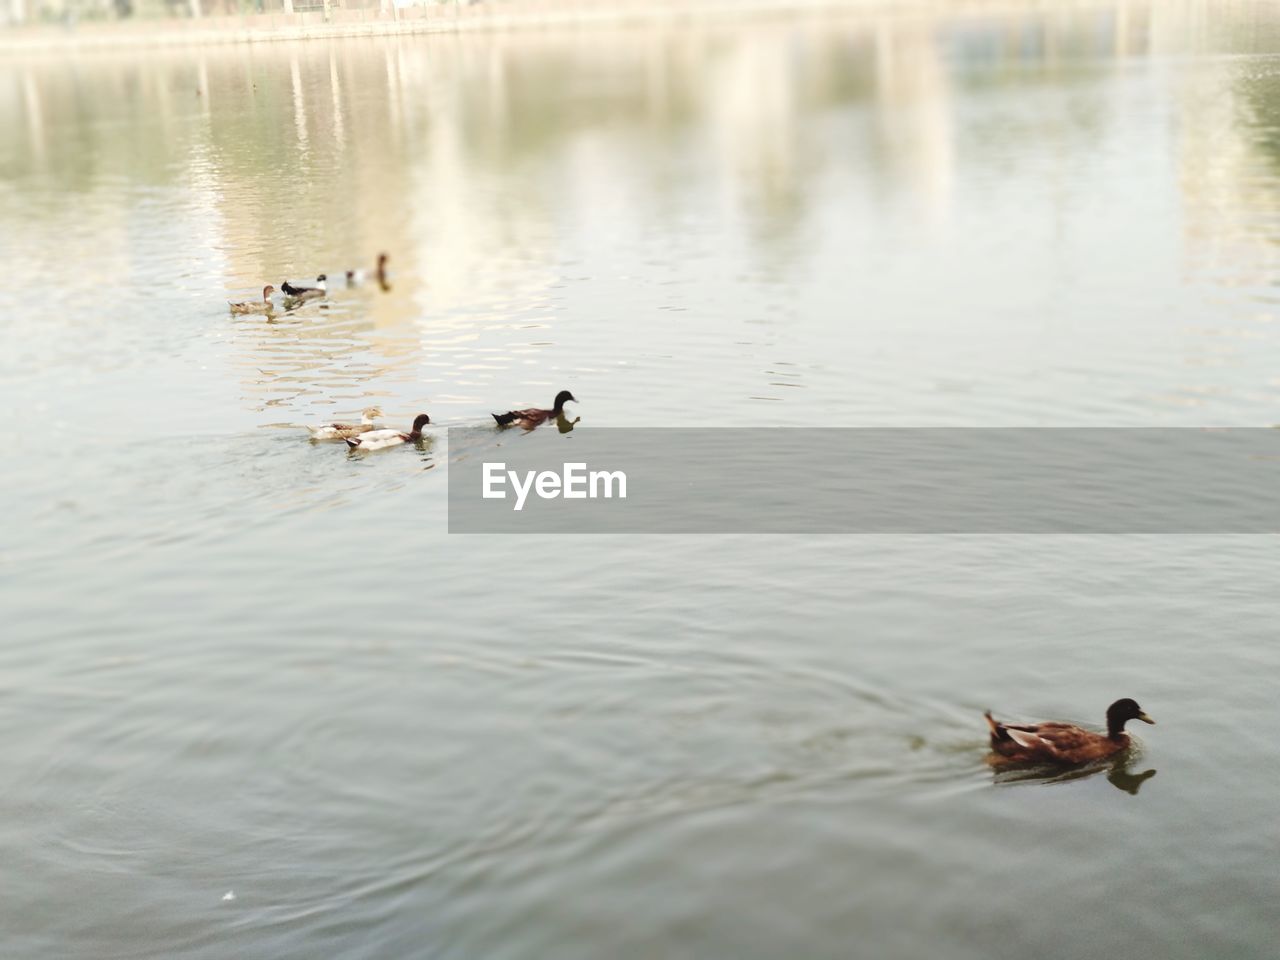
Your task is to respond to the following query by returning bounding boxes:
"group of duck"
[228,253,391,316]
[230,254,581,449]
[239,260,1160,772]
[308,389,578,450]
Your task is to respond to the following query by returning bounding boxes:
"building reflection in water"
[8,3,1280,423]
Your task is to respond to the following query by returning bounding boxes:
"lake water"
[2,3,1279,957]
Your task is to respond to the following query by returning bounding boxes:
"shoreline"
[0,0,1134,55]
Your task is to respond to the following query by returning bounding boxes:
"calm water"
[2,4,1280,957]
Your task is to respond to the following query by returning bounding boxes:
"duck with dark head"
[345,413,431,451]
[492,390,577,429]
[281,274,327,300]
[984,698,1154,765]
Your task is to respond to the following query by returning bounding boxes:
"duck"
[309,407,384,441]
[492,390,577,428]
[345,253,390,288]
[985,698,1155,765]
[228,285,276,315]
[280,274,327,300]
[345,413,431,451]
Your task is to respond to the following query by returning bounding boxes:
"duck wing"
[346,429,409,450]
[1004,722,1098,761]
[311,420,361,440]
[493,407,551,428]
[350,428,400,442]
[515,408,550,425]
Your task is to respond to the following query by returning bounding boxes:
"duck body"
[346,254,390,288]
[345,413,431,451]
[985,698,1154,765]
[281,274,327,301]
[309,407,383,441]
[229,285,276,315]
[492,390,577,428]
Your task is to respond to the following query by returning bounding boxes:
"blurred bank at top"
[0,0,1077,43]
[6,0,481,29]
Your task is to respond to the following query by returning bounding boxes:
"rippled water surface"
[2,4,1280,958]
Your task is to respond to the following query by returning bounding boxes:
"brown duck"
[985,698,1154,764]
[492,390,577,428]
[229,285,276,315]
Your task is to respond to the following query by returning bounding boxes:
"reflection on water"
[992,751,1159,795]
[4,5,1280,960]
[347,432,436,460]
[1109,761,1159,795]
[3,6,1280,428]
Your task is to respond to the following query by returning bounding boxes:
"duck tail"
[345,437,361,449]
[492,411,517,427]
[984,710,1012,743]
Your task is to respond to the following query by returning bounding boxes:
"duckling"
[345,413,431,451]
[228,285,276,315]
[281,274,327,300]
[492,390,577,429]
[985,698,1155,765]
[309,407,384,441]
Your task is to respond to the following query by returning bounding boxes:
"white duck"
[346,253,390,288]
[345,413,431,451]
[309,407,385,441]
[281,274,327,302]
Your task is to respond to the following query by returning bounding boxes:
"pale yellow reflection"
[873,20,953,223]
[14,4,1269,423]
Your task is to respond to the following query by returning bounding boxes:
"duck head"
[316,274,328,289]
[1106,698,1154,738]
[552,390,577,414]
[361,406,384,422]
[262,284,276,301]
[411,413,431,434]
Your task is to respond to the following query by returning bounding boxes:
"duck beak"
[1137,712,1155,725]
